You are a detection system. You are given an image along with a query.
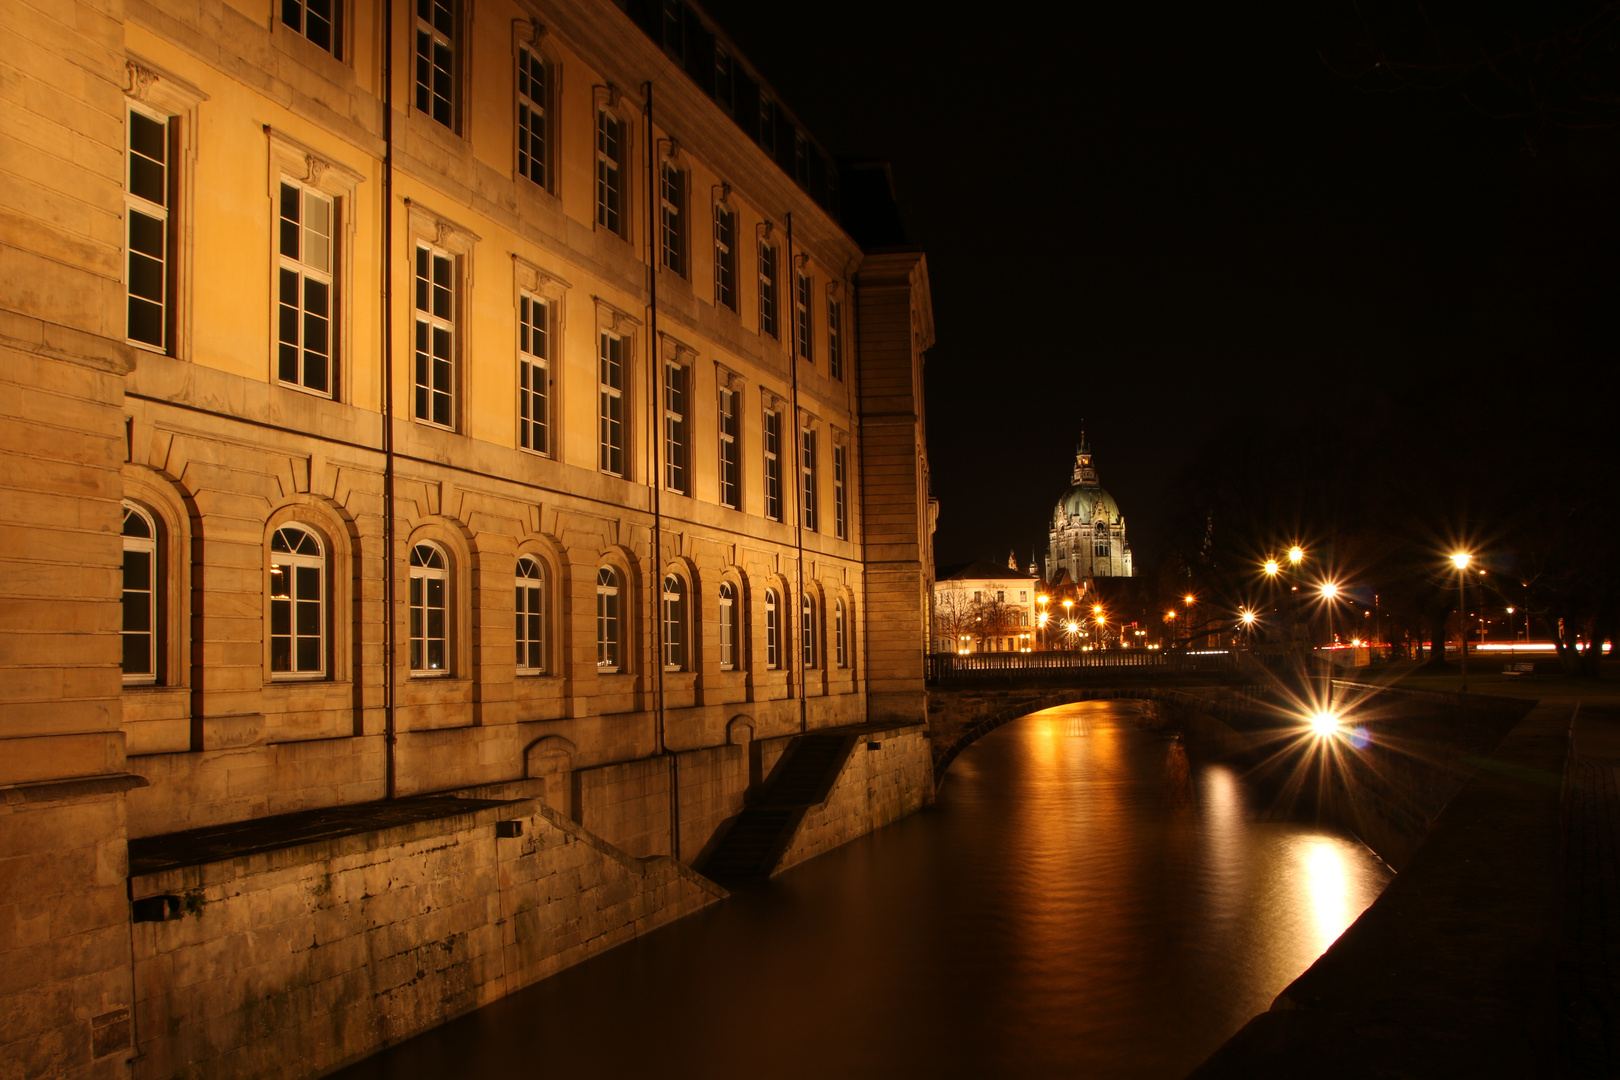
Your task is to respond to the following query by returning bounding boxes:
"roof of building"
[936,560,1039,584]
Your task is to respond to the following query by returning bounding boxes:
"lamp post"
[1320,582,1339,711]
[1240,608,1256,648]
[1450,553,1472,693]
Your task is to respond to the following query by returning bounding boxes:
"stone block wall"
[775,723,933,874]
[128,796,723,1080]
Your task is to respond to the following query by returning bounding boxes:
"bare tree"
[933,584,974,653]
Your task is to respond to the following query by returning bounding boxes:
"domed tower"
[1047,435,1133,582]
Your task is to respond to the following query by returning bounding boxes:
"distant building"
[1047,436,1134,584]
[933,560,1040,653]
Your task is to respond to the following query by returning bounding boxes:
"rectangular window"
[516,47,548,189]
[599,332,624,476]
[283,0,341,56]
[714,205,737,311]
[794,131,809,184]
[413,244,455,427]
[833,444,847,540]
[596,109,622,235]
[794,271,812,361]
[758,240,778,338]
[763,409,782,521]
[277,182,335,396]
[664,362,687,493]
[827,297,843,381]
[714,49,734,110]
[414,0,456,130]
[718,386,741,510]
[801,426,818,532]
[758,95,775,155]
[126,107,170,351]
[519,295,549,455]
[660,163,685,275]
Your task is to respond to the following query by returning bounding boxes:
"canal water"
[337,701,1392,1079]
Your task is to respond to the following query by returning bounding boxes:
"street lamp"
[1239,608,1256,647]
[1263,558,1280,577]
[1450,552,1472,692]
[1289,546,1304,567]
[1320,582,1340,709]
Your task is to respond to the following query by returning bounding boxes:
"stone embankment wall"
[128,787,723,1080]
[774,723,933,874]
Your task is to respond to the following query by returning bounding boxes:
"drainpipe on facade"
[645,81,678,859]
[381,0,398,799]
[786,213,807,736]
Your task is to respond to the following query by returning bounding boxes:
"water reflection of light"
[1297,837,1352,955]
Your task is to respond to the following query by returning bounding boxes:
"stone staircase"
[699,733,852,884]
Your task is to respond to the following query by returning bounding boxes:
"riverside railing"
[925,649,1239,682]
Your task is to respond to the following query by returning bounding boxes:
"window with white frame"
[519,294,549,454]
[794,270,812,361]
[718,383,741,510]
[801,425,818,532]
[516,46,548,189]
[126,104,171,351]
[762,408,782,521]
[515,555,546,674]
[662,575,685,670]
[409,542,449,675]
[413,243,455,427]
[827,295,843,381]
[834,598,847,668]
[718,582,737,669]
[833,443,848,540]
[415,0,457,130]
[660,162,685,276]
[764,588,780,669]
[596,108,624,236]
[599,331,625,476]
[664,361,687,493]
[283,0,340,56]
[277,181,336,396]
[714,204,737,311]
[122,503,158,683]
[758,239,778,338]
[596,566,621,671]
[801,593,817,669]
[270,525,325,677]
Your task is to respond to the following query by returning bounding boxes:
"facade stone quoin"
[0,1,938,1078]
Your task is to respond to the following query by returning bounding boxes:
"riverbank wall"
[127,785,723,1080]
[773,723,934,875]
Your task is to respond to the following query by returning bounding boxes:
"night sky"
[699,1,1599,572]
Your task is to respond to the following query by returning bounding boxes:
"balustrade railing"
[926,649,1239,681]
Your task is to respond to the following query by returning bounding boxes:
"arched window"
[718,582,737,670]
[1094,523,1110,559]
[596,566,620,671]
[764,588,779,669]
[834,598,847,668]
[662,574,685,670]
[515,555,546,674]
[270,524,325,676]
[802,593,818,669]
[122,502,158,682]
[409,542,449,674]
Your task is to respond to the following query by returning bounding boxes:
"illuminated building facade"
[1047,436,1134,584]
[0,0,937,1074]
